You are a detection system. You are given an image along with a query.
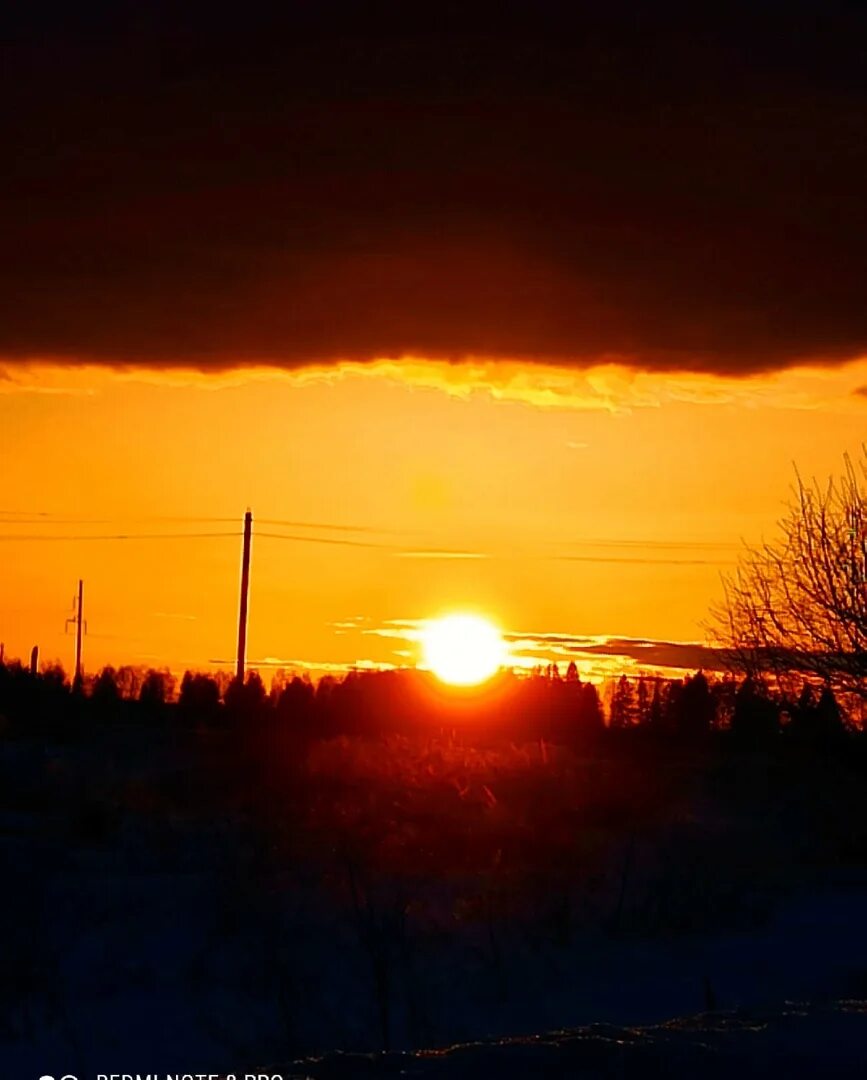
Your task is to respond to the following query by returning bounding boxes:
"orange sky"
[1,358,866,681]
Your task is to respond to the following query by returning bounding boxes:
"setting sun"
[421,614,507,686]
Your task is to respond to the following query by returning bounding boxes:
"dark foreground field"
[4,720,867,1076]
[231,1001,867,1078]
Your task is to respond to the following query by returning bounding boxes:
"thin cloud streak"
[394,550,490,560]
[361,619,727,676]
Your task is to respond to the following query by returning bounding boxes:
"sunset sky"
[3,4,866,680]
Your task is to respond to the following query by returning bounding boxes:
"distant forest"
[0,657,858,747]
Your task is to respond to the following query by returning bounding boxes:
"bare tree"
[712,449,867,700]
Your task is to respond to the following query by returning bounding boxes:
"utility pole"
[65,579,86,690]
[30,645,39,677]
[236,510,252,682]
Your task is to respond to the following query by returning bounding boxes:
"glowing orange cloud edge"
[4,355,867,412]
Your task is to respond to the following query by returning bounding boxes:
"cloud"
[362,618,727,677]
[504,632,728,673]
[0,365,95,397]
[5,356,867,414]
[3,8,867,382]
[394,550,491,560]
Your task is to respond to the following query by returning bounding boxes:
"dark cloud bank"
[3,4,867,376]
[507,632,727,673]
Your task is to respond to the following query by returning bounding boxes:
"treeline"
[0,655,857,747]
[607,669,853,743]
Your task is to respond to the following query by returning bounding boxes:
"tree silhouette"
[713,449,867,700]
[816,684,845,741]
[91,666,121,710]
[648,678,665,729]
[678,671,714,737]
[580,681,605,731]
[226,670,267,716]
[179,671,221,724]
[636,676,651,726]
[139,669,174,708]
[609,674,636,728]
[731,675,779,743]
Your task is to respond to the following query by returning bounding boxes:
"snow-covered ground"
[236,1000,867,1078]
[4,732,867,1076]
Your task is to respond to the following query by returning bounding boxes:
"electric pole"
[236,510,252,682]
[30,645,38,676]
[65,579,86,690]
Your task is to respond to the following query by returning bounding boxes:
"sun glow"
[421,614,507,686]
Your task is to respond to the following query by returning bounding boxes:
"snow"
[3,729,867,1076]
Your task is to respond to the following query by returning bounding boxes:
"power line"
[257,530,403,550]
[0,518,741,565]
[256,517,400,534]
[0,511,414,532]
[0,511,745,553]
[0,518,241,526]
[0,511,239,523]
[557,537,742,551]
[0,531,240,542]
[549,553,735,567]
